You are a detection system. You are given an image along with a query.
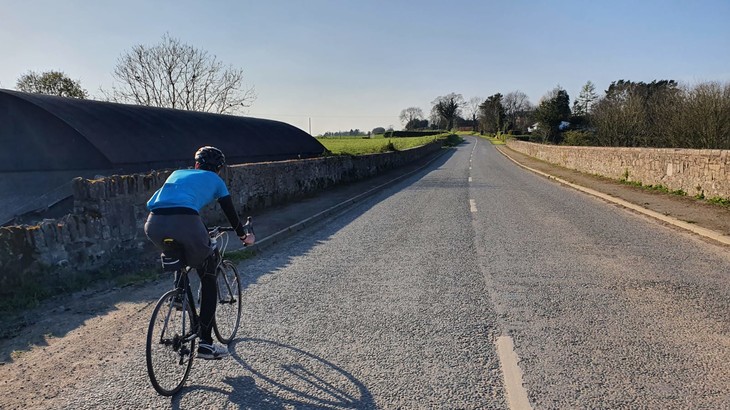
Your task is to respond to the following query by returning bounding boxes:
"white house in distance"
[527,121,571,133]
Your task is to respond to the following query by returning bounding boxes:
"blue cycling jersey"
[147,169,230,212]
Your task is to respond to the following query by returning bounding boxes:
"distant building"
[527,121,571,133]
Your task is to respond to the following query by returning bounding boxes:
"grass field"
[317,134,450,155]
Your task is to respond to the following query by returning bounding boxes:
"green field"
[317,134,450,155]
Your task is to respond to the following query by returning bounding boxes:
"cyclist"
[144,146,254,360]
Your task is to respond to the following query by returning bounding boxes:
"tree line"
[10,40,729,150]
[400,80,730,150]
[320,129,367,137]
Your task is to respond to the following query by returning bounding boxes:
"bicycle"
[145,217,253,396]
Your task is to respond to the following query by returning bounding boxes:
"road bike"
[145,218,252,396]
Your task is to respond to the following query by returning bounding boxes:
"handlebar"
[208,216,254,237]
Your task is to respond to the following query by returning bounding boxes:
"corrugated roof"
[0,89,324,172]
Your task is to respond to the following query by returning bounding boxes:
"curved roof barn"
[0,89,325,172]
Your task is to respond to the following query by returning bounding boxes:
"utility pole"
[309,117,312,135]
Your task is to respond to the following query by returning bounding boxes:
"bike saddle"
[160,238,186,271]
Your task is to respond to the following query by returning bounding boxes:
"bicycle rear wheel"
[213,260,242,344]
[146,289,197,396]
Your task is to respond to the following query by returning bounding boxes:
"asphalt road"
[37,137,730,409]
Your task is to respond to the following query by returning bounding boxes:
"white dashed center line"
[469,199,477,213]
[496,336,533,409]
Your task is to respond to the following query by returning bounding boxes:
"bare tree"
[399,107,424,125]
[669,82,730,149]
[104,34,255,114]
[16,70,88,98]
[465,97,482,132]
[502,91,531,132]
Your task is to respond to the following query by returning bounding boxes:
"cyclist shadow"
[170,377,283,409]
[172,337,376,409]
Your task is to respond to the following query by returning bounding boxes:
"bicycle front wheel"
[213,260,242,344]
[146,289,197,396]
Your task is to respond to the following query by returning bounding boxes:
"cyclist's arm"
[217,195,246,237]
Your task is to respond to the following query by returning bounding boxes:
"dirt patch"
[0,278,168,409]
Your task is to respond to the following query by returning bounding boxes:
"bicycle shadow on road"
[171,338,376,409]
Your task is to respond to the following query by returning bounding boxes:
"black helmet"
[195,146,226,171]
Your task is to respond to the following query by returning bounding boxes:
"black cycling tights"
[197,254,218,345]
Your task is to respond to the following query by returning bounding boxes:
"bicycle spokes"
[146,291,197,396]
[213,261,242,344]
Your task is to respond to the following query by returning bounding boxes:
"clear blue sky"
[2,0,729,135]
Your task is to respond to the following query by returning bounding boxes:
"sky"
[2,0,729,135]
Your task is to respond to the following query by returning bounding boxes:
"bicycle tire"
[146,289,197,396]
[213,260,242,344]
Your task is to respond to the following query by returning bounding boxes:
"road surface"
[3,137,729,409]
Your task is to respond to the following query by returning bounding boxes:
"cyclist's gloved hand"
[235,217,254,246]
[240,233,255,246]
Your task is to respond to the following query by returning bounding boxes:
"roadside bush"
[388,130,444,138]
[380,141,397,152]
[561,130,595,146]
[590,80,730,149]
[443,134,463,146]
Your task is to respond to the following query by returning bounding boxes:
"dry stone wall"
[507,141,730,199]
[0,142,442,298]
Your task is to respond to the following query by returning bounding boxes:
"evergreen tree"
[535,87,571,143]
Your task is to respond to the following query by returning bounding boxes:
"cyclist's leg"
[195,257,229,359]
[147,213,225,358]
[175,218,228,359]
[196,254,218,345]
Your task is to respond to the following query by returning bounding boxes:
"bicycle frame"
[159,227,232,346]
[176,269,200,341]
[147,220,250,395]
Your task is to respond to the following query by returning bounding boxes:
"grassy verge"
[224,248,257,263]
[618,178,688,196]
[706,196,730,208]
[618,177,730,208]
[478,134,506,145]
[317,133,457,155]
[0,265,161,318]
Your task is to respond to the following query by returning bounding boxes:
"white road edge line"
[496,336,533,410]
[498,148,730,247]
[469,199,477,212]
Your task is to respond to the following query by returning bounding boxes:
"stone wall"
[506,140,730,198]
[0,142,442,298]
